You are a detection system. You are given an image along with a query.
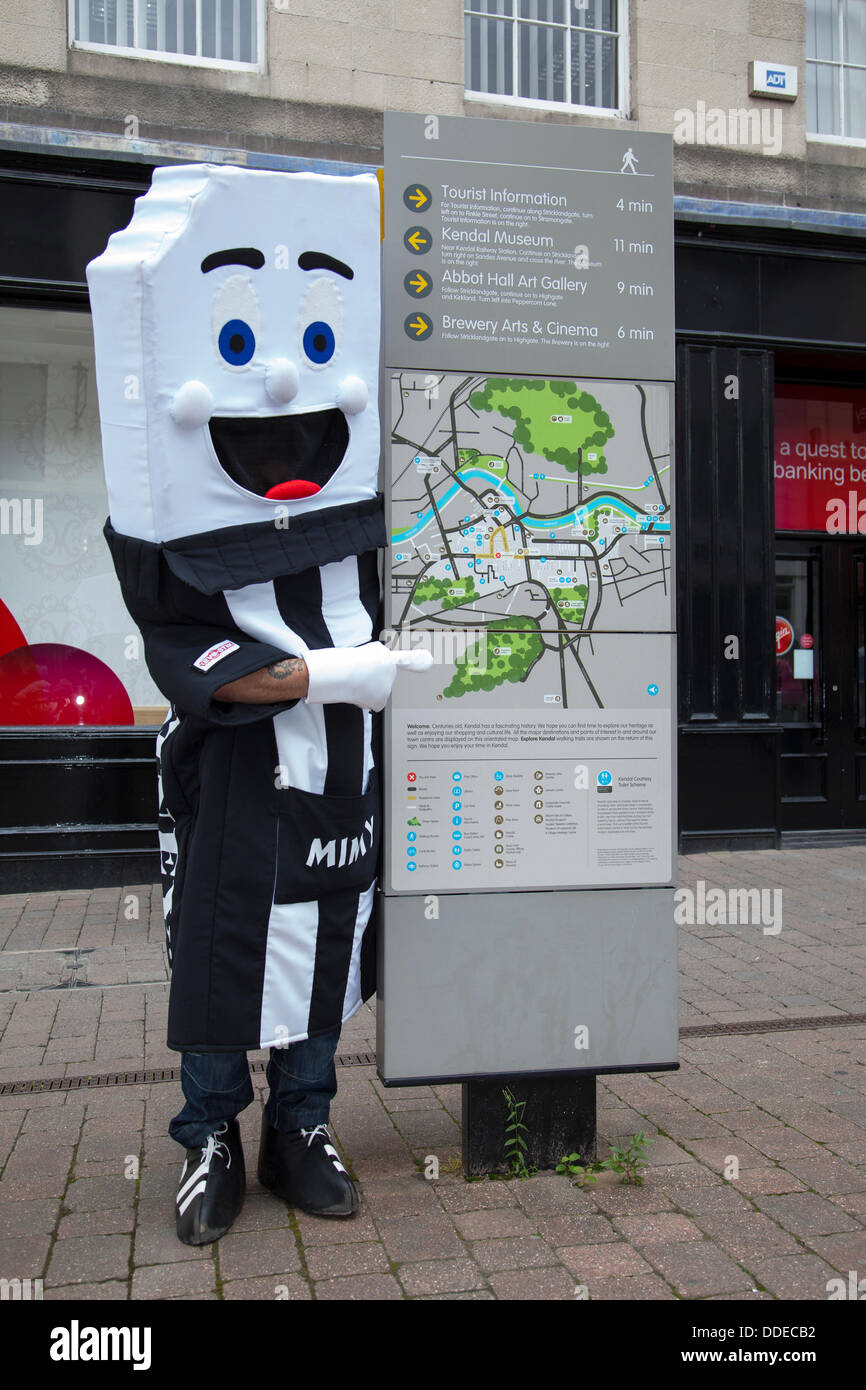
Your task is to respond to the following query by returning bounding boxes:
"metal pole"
[462,1073,597,1177]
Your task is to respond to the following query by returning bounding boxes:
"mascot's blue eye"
[302,320,336,365]
[218,318,255,366]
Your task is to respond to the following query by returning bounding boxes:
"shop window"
[0,306,168,729]
[774,381,866,531]
[857,556,865,731]
[464,0,627,115]
[807,0,866,139]
[69,0,263,70]
[775,556,820,724]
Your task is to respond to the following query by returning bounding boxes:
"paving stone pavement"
[0,849,864,1301]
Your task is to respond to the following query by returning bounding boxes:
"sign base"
[462,1073,598,1177]
[376,887,677,1084]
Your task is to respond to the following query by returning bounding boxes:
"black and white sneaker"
[175,1118,246,1246]
[257,1116,359,1217]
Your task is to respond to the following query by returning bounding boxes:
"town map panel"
[387,371,673,710]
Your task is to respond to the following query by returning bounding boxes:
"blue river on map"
[392,468,671,544]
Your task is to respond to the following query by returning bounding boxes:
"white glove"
[304,643,434,712]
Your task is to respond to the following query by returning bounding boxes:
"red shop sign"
[775,384,866,533]
[775,617,794,655]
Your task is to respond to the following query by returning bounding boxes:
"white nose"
[336,376,368,416]
[266,358,299,405]
[171,380,213,428]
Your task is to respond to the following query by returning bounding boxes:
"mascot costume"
[87,164,428,1244]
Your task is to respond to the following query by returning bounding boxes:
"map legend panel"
[383,633,675,894]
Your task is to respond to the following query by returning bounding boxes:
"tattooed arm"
[213,656,309,703]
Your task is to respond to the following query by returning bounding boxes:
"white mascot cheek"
[171,380,214,428]
[336,376,368,416]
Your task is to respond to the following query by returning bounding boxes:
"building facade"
[1,1,865,886]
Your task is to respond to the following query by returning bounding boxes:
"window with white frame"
[70,0,263,70]
[807,0,866,138]
[464,1,625,114]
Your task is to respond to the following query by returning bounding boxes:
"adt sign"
[750,60,798,100]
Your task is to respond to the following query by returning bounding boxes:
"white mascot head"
[86,163,381,544]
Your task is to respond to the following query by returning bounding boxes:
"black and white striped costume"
[106,497,384,1052]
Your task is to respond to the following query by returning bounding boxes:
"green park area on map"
[468,378,614,475]
[443,617,545,697]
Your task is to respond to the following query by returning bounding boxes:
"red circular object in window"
[775,617,794,656]
[0,643,134,726]
[0,597,26,658]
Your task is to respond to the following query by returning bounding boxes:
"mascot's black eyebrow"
[298,251,354,280]
[200,248,265,273]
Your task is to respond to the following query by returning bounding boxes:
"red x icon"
[407,772,417,783]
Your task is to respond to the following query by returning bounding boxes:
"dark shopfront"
[2,152,866,890]
[676,213,866,852]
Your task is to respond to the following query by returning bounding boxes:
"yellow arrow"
[407,230,429,251]
[409,317,429,337]
[409,187,429,208]
[409,273,429,294]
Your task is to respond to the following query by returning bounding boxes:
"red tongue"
[265,480,322,501]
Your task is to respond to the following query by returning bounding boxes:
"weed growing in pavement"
[605,1131,651,1184]
[502,1086,536,1180]
[557,1131,652,1187]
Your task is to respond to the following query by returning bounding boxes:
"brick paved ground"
[0,848,864,1300]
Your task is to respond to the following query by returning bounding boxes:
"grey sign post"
[379,112,677,1174]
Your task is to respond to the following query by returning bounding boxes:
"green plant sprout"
[502,1086,536,1180]
[554,1154,601,1184]
[556,1132,652,1187]
[605,1132,651,1184]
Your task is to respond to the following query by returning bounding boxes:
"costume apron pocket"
[274,770,380,905]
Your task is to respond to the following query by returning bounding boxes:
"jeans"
[169,1026,342,1149]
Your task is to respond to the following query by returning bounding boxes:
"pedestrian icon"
[405,312,433,340]
[404,225,432,255]
[620,147,639,174]
[404,269,432,298]
[403,183,432,213]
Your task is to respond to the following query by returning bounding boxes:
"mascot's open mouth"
[208,408,349,502]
